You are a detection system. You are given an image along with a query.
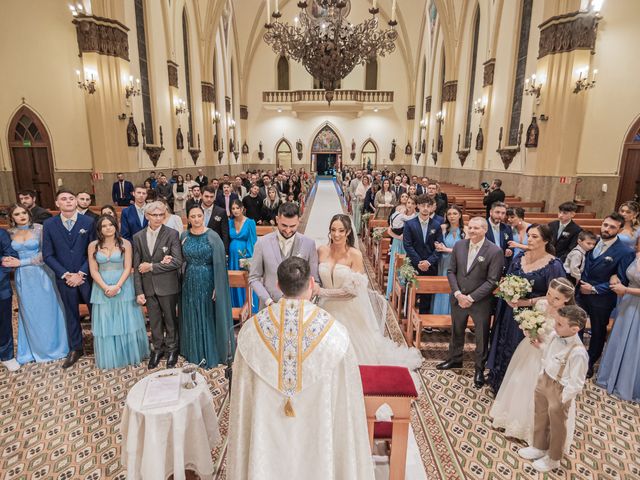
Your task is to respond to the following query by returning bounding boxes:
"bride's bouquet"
[496,275,533,303]
[514,309,553,339]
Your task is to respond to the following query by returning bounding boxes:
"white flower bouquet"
[397,257,418,287]
[514,309,553,339]
[496,275,533,303]
[372,227,386,241]
[239,258,251,270]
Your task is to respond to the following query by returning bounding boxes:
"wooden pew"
[375,237,392,287]
[228,270,252,324]
[256,225,276,236]
[390,253,406,324]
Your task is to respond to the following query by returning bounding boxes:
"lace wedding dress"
[489,300,575,452]
[318,262,423,370]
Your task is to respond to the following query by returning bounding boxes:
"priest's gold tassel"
[284,398,296,417]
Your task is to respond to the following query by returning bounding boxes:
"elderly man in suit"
[18,189,52,224]
[121,185,148,241]
[43,189,96,368]
[195,168,208,189]
[249,202,319,308]
[202,185,230,253]
[112,173,134,206]
[133,201,183,369]
[578,213,634,378]
[403,194,444,313]
[548,201,582,261]
[438,217,505,388]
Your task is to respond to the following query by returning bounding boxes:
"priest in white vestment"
[228,257,375,480]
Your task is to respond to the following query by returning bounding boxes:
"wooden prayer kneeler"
[359,365,418,480]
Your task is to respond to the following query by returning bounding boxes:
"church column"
[167,60,185,169]
[201,82,216,168]
[474,58,495,171]
[440,80,457,168]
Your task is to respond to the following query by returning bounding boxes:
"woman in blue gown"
[487,224,566,393]
[88,215,149,369]
[385,194,416,299]
[4,205,68,364]
[617,201,640,249]
[506,207,530,257]
[597,240,640,402]
[180,205,234,368]
[228,199,259,313]
[432,205,465,314]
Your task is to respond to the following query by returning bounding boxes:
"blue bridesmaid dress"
[228,218,259,313]
[431,228,462,315]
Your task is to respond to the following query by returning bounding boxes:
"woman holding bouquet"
[487,224,566,392]
[490,278,576,447]
[228,199,259,313]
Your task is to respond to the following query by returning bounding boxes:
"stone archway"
[311,125,342,175]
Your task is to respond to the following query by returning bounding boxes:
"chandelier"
[264,0,399,105]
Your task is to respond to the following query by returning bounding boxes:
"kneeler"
[359,365,418,480]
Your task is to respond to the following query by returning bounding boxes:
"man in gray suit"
[249,202,319,308]
[133,201,183,369]
[437,217,504,388]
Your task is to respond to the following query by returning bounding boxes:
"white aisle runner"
[304,179,427,480]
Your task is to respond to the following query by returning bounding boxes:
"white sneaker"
[1,358,20,372]
[532,455,560,472]
[518,446,547,460]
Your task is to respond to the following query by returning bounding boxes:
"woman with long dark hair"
[173,174,187,216]
[88,215,149,369]
[487,224,566,392]
[100,205,118,222]
[432,205,466,314]
[1,204,68,365]
[227,199,259,313]
[316,214,422,369]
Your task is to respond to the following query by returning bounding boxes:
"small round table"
[120,369,221,480]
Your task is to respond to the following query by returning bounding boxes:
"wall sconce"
[68,3,84,16]
[228,118,236,130]
[473,98,486,115]
[175,98,188,116]
[435,111,444,124]
[573,68,597,94]
[76,69,96,94]
[212,110,221,124]
[524,74,543,98]
[125,75,141,99]
[419,118,427,129]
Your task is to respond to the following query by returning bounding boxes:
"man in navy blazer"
[403,195,444,313]
[578,213,634,378]
[112,172,134,206]
[43,189,96,369]
[121,185,149,241]
[215,181,240,216]
[0,230,19,371]
[485,202,514,265]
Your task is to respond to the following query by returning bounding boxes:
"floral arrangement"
[397,257,418,287]
[514,309,553,339]
[239,258,252,270]
[361,212,373,228]
[371,227,386,241]
[496,275,533,303]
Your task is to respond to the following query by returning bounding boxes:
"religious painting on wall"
[525,116,539,148]
[312,126,342,152]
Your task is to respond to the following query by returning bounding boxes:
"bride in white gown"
[316,214,423,370]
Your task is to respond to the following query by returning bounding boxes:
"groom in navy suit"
[43,189,96,369]
[578,213,634,378]
[403,195,444,313]
[485,202,513,266]
[121,185,148,241]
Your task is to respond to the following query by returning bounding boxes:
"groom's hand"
[136,294,146,305]
[418,260,431,271]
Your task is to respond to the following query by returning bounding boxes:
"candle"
[592,68,598,81]
[391,0,396,21]
[275,0,279,13]
[266,0,270,21]
[76,70,81,81]
[373,0,377,8]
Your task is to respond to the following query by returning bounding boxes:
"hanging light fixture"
[263,0,399,105]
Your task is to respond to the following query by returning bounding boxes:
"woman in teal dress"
[3,205,68,364]
[88,215,149,369]
[180,205,234,368]
[385,194,416,299]
[432,206,465,315]
[228,199,259,313]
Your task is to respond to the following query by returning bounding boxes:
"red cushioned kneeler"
[359,365,418,397]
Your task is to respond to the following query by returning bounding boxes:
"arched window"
[276,139,292,170]
[182,8,194,144]
[361,139,377,169]
[135,0,154,142]
[464,6,480,148]
[365,57,378,90]
[277,56,290,90]
[508,0,533,145]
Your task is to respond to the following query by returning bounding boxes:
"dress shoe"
[62,350,84,369]
[532,455,560,472]
[586,365,594,379]
[518,446,547,460]
[1,358,20,372]
[166,351,179,368]
[436,359,463,370]
[474,368,485,388]
[148,351,163,369]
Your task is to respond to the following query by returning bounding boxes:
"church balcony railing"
[262,89,394,115]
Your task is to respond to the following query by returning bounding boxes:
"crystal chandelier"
[264,0,399,104]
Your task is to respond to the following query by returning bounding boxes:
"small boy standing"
[564,231,597,284]
[518,305,589,472]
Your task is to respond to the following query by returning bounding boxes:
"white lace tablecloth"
[120,369,221,480]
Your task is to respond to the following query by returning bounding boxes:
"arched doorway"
[8,106,56,208]
[361,139,378,170]
[311,125,342,176]
[616,118,640,206]
[275,138,292,170]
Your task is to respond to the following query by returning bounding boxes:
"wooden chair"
[256,225,275,237]
[375,237,391,287]
[228,270,252,324]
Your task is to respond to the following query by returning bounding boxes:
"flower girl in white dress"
[490,277,577,451]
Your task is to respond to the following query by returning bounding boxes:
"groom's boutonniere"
[214,215,221,222]
[503,233,509,240]
[162,246,168,254]
[294,252,303,258]
[604,256,613,262]
[79,229,87,235]
[429,228,436,235]
[561,231,570,238]
[477,256,485,263]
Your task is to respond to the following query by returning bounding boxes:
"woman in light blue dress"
[88,215,149,369]
[597,241,640,402]
[506,207,530,256]
[4,205,68,364]
[617,201,640,249]
[228,199,259,313]
[432,205,465,315]
[385,194,416,299]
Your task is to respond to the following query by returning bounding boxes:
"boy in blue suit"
[486,201,514,265]
[0,230,19,371]
[403,195,444,313]
[43,189,96,369]
[578,213,634,378]
[121,185,148,241]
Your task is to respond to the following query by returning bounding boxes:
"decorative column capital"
[167,61,179,88]
[72,14,130,61]
[240,105,248,120]
[201,82,215,102]
[443,81,457,102]
[483,58,496,87]
[425,96,432,113]
[538,11,599,59]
